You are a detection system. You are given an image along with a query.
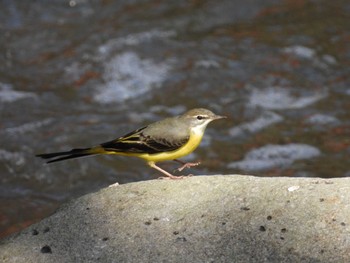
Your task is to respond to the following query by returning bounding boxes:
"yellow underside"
[94,131,203,163]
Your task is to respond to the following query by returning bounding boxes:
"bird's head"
[181,108,226,134]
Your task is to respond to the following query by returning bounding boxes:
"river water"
[0,0,349,238]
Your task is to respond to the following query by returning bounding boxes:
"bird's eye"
[197,115,204,120]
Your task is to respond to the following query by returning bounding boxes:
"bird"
[36,108,226,179]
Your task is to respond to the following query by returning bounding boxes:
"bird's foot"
[148,161,194,180]
[176,161,201,172]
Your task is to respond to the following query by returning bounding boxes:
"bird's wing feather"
[100,126,189,154]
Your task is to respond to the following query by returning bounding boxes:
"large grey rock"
[0,175,349,263]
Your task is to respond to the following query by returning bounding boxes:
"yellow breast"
[137,131,203,162]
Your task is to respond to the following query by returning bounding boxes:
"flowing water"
[0,0,349,238]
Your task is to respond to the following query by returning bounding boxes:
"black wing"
[100,126,189,154]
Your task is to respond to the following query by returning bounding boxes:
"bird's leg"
[174,159,201,172]
[148,161,185,180]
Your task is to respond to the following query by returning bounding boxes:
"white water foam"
[248,86,327,110]
[228,144,320,171]
[229,111,283,137]
[94,52,171,104]
[0,83,37,103]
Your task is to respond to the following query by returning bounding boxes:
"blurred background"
[0,0,349,238]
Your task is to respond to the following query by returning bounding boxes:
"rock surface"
[0,175,349,263]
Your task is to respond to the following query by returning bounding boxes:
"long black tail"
[36,148,95,163]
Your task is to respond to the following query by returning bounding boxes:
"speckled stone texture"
[1,175,349,263]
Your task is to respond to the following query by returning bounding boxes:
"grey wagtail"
[36,108,226,179]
